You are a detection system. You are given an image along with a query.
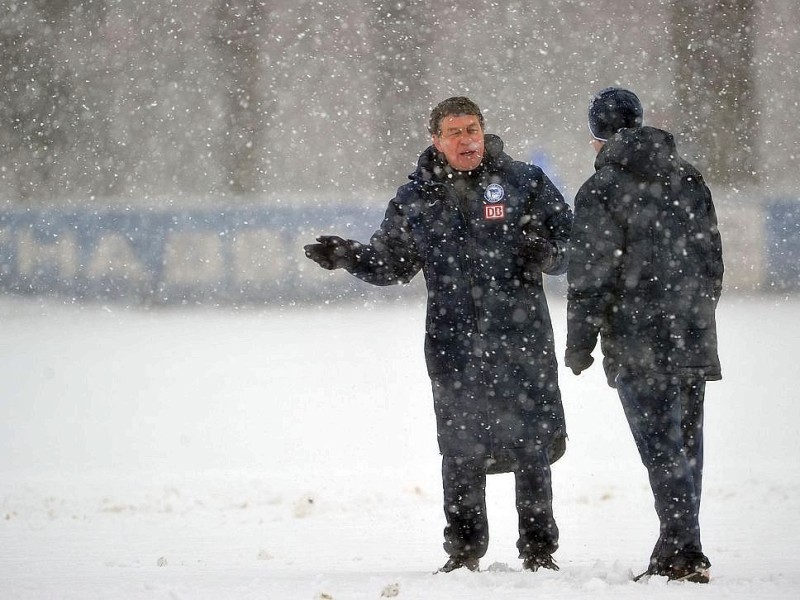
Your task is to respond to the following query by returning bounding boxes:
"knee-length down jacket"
[345,135,573,460]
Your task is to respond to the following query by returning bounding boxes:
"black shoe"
[437,556,480,573]
[665,565,711,583]
[634,564,710,584]
[522,554,559,572]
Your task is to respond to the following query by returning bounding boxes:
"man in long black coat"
[565,88,723,583]
[305,97,572,573]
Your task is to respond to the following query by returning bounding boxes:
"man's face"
[432,114,484,172]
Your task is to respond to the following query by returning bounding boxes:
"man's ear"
[432,134,442,153]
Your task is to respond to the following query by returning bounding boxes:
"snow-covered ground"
[1,292,798,599]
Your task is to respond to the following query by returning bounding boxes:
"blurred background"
[0,0,797,306]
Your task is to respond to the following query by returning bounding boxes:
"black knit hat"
[588,87,643,141]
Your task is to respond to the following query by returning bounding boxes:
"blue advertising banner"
[0,205,404,305]
[2,199,796,303]
[765,200,800,291]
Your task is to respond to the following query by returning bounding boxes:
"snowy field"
[1,292,799,600]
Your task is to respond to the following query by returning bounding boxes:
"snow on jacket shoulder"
[566,126,723,384]
[347,134,572,458]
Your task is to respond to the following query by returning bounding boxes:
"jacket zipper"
[452,185,495,457]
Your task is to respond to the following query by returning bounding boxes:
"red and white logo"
[484,204,505,220]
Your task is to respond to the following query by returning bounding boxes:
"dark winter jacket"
[346,134,572,461]
[565,126,723,387]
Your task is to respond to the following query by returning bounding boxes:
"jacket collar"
[410,134,507,184]
[595,126,679,177]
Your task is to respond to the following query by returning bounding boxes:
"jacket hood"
[411,133,508,183]
[596,126,680,178]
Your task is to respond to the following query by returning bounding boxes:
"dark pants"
[441,450,558,560]
[616,373,710,572]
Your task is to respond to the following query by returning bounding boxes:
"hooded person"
[565,87,724,583]
[305,96,572,573]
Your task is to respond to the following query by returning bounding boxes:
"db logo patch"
[484,204,506,220]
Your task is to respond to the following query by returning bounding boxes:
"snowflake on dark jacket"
[343,133,572,461]
[565,125,723,387]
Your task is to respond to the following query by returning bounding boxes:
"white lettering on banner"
[233,229,289,283]
[16,230,79,278]
[87,233,149,282]
[0,207,421,302]
[163,231,224,284]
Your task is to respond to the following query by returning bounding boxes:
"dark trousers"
[441,450,558,560]
[616,373,710,572]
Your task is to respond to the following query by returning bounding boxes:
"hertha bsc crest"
[484,183,505,203]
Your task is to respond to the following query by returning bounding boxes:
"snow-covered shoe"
[436,556,479,573]
[522,554,559,572]
[667,565,710,583]
[634,565,710,584]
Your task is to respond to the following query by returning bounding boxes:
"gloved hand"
[565,351,594,376]
[521,235,557,269]
[304,236,360,270]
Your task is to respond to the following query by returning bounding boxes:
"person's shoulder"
[509,159,544,177]
[675,156,707,185]
[574,168,617,207]
[389,178,436,216]
[484,134,539,176]
[391,181,419,204]
[497,156,546,190]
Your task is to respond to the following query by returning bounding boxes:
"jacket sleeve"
[565,178,623,369]
[526,168,573,276]
[345,195,423,286]
[703,183,724,303]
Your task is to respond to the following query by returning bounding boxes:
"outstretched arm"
[304,197,423,286]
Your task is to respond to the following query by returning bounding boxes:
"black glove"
[304,236,360,270]
[565,351,594,376]
[521,235,557,269]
